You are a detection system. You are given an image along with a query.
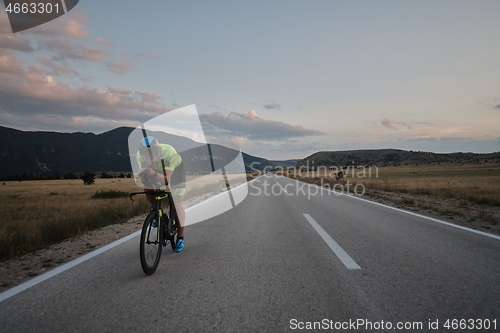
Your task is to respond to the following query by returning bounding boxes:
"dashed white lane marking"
[303,214,361,270]
[273,175,500,242]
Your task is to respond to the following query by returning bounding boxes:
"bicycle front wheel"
[140,211,163,275]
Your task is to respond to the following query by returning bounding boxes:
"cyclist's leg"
[170,162,186,237]
[144,188,155,208]
[172,193,185,237]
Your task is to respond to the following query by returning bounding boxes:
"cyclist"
[136,136,186,252]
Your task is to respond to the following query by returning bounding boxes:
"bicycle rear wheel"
[140,211,163,275]
[167,202,178,251]
[168,216,178,251]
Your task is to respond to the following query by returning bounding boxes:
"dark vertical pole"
[141,125,155,165]
[207,143,235,207]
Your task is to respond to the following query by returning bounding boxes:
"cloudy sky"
[1,1,499,159]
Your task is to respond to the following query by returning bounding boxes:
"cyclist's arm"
[138,152,181,184]
[151,169,173,184]
[143,161,174,184]
[157,154,181,184]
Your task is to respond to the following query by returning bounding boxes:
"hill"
[0,126,294,177]
[295,149,500,169]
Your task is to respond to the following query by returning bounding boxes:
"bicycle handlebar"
[129,189,170,201]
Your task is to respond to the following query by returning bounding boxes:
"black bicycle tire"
[169,218,177,251]
[160,211,170,248]
[169,200,178,251]
[139,211,163,275]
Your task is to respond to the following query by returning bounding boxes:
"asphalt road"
[1,174,499,332]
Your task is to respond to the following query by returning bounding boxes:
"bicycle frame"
[130,189,179,244]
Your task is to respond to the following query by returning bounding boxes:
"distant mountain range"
[295,149,500,168]
[2,125,498,178]
[0,126,296,177]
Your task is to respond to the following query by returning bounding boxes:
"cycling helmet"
[139,136,161,158]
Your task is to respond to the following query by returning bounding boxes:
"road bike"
[129,189,178,275]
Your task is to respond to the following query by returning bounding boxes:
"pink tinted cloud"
[264,103,281,110]
[95,38,113,47]
[0,9,130,75]
[0,50,169,128]
[79,44,109,62]
[381,118,398,130]
[0,8,162,132]
[17,9,89,38]
[0,15,34,52]
[60,16,89,38]
[40,56,81,78]
[396,121,412,129]
[0,8,168,80]
[382,118,432,130]
[138,91,160,104]
[27,64,44,74]
[0,49,23,73]
[201,110,323,141]
[4,112,138,133]
[0,33,34,52]
[46,39,108,62]
[105,60,134,74]
[411,120,432,125]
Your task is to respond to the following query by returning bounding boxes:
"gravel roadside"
[0,213,146,293]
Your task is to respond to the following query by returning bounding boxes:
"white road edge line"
[274,174,500,242]
[0,174,265,303]
[0,231,140,303]
[303,214,361,270]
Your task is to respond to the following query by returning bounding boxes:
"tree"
[64,172,78,179]
[81,172,95,185]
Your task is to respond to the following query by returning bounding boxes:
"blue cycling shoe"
[151,219,157,228]
[174,237,184,252]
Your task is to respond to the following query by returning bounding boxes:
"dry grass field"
[0,173,250,261]
[280,162,500,206]
[277,162,500,230]
[0,173,251,289]
[0,178,151,260]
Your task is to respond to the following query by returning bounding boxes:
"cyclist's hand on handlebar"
[139,167,155,176]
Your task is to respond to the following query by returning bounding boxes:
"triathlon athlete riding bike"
[136,136,186,253]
